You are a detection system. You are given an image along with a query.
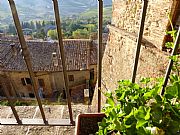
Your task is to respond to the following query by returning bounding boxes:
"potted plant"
[96,77,180,135]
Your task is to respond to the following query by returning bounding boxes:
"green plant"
[97,76,180,135]
[14,100,30,106]
[165,13,178,49]
[0,101,10,106]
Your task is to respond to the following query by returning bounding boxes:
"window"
[21,78,32,85]
[0,85,5,97]
[38,79,45,87]
[29,93,35,98]
[19,92,25,97]
[52,52,57,58]
[90,68,94,80]
[68,75,74,82]
[21,78,26,85]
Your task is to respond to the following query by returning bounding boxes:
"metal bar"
[97,0,103,113]
[0,118,75,126]
[52,0,74,124]
[131,0,148,83]
[8,0,47,124]
[0,75,22,124]
[161,27,180,95]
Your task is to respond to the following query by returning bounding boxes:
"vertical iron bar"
[8,0,47,124]
[161,27,180,95]
[52,0,74,124]
[131,0,148,83]
[0,75,21,124]
[98,0,103,112]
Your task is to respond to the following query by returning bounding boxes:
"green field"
[80,6,112,18]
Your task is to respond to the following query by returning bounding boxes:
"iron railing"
[0,0,180,127]
[0,0,103,126]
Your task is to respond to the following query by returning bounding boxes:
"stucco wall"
[8,71,52,97]
[52,70,90,92]
[7,70,90,100]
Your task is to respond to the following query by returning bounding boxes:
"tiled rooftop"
[0,39,98,71]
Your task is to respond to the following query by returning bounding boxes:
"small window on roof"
[52,52,57,57]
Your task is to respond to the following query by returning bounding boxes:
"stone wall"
[112,0,175,49]
[91,0,176,112]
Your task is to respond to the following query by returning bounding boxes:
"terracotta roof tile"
[0,39,98,71]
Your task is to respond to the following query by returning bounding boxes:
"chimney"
[52,52,58,67]
[10,43,17,57]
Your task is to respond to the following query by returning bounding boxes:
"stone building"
[0,38,98,102]
[92,0,180,111]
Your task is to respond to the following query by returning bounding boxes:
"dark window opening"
[90,68,94,80]
[29,93,35,98]
[21,78,32,85]
[0,85,5,97]
[21,78,26,86]
[68,75,74,82]
[25,78,32,85]
[38,79,45,87]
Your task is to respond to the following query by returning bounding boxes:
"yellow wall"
[52,70,90,92]
[7,70,91,98]
[8,71,52,97]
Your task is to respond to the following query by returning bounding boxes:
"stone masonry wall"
[92,0,175,112]
[112,0,174,49]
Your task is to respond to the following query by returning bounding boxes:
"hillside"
[0,0,112,27]
[80,6,112,18]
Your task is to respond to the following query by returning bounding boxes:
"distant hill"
[0,0,112,27]
[80,6,112,18]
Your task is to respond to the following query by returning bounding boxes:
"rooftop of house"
[0,38,98,72]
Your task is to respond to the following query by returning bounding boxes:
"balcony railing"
[0,0,180,127]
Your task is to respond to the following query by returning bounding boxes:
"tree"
[47,29,58,40]
[42,21,45,27]
[33,28,46,39]
[30,21,35,30]
[85,24,96,33]
[72,28,89,39]
[36,21,42,30]
[8,24,16,35]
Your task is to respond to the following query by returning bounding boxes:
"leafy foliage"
[5,16,111,39]
[47,29,58,40]
[97,77,180,135]
[165,13,179,49]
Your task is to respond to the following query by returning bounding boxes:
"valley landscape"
[0,0,112,28]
